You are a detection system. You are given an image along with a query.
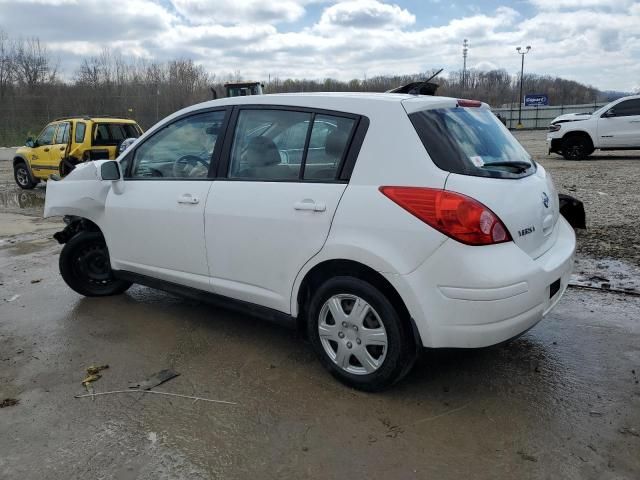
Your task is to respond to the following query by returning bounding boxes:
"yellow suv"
[13,116,143,189]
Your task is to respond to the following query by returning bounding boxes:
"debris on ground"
[1,398,19,408]
[618,427,639,437]
[30,279,42,284]
[517,450,538,462]
[86,364,109,375]
[81,365,109,387]
[82,374,102,386]
[5,294,19,302]
[74,389,237,405]
[128,369,180,390]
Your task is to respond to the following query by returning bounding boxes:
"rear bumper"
[385,216,576,348]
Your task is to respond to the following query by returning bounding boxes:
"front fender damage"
[44,161,113,224]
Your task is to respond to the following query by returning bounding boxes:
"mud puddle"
[0,187,45,216]
[571,256,640,294]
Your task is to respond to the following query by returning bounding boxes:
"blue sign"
[525,94,549,106]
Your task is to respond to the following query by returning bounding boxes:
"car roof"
[202,92,443,108]
[51,116,138,123]
[168,92,465,122]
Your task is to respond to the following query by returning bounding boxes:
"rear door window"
[409,107,535,178]
[303,115,355,180]
[229,109,311,180]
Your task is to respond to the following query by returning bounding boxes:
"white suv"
[547,94,640,160]
[45,93,575,391]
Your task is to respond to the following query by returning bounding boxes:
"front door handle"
[294,199,326,212]
[43,148,49,152]
[59,146,65,151]
[177,194,199,205]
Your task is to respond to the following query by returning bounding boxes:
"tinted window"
[37,125,56,146]
[94,123,141,146]
[55,123,70,144]
[612,99,640,117]
[303,115,355,180]
[75,122,86,143]
[229,109,311,180]
[129,111,225,179]
[409,107,534,178]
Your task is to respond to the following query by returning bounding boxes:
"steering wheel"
[172,155,209,177]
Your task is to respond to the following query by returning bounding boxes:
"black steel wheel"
[59,231,131,297]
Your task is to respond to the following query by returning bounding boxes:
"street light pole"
[516,45,531,129]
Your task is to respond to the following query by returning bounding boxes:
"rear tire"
[59,231,131,297]
[14,162,38,189]
[306,276,417,391]
[562,136,592,160]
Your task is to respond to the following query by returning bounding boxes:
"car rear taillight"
[379,187,512,246]
[457,99,482,108]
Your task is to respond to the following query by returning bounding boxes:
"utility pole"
[462,39,469,91]
[516,45,531,129]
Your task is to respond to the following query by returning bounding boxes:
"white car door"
[598,98,640,148]
[205,107,361,313]
[104,109,228,290]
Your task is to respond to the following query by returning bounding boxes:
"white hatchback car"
[45,93,575,391]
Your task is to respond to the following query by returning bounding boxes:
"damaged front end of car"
[44,160,122,243]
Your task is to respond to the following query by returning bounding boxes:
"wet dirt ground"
[1,136,640,479]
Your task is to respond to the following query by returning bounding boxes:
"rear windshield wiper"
[481,161,531,172]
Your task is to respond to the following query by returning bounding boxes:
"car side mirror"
[100,161,121,181]
[603,108,616,118]
[26,137,35,148]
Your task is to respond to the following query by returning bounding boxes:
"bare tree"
[13,37,57,89]
[0,29,14,98]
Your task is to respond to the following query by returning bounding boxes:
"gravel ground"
[515,130,640,266]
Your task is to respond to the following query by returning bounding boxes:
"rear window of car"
[409,107,535,179]
[93,123,141,146]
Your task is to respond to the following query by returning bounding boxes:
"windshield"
[409,107,535,179]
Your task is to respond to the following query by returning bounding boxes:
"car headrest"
[325,129,349,158]
[246,136,281,167]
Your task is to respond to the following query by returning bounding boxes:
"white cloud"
[318,0,415,29]
[171,0,309,24]
[529,0,635,10]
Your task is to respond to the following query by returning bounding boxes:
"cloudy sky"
[0,0,638,91]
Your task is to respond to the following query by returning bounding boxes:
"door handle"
[177,194,199,204]
[44,148,49,152]
[59,146,65,151]
[294,199,326,212]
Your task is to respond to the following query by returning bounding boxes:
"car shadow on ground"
[68,286,561,400]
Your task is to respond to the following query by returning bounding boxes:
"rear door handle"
[59,146,65,151]
[294,199,326,212]
[43,148,49,152]
[177,194,199,205]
